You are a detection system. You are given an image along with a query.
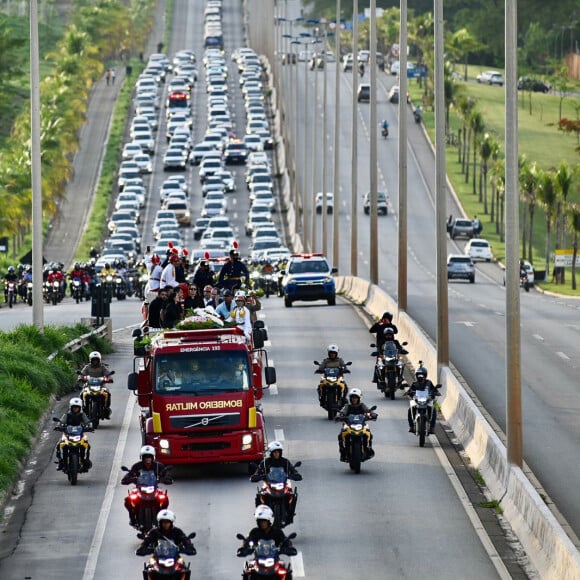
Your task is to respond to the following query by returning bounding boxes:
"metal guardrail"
[47,322,110,361]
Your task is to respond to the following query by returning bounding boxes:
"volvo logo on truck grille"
[170,412,240,429]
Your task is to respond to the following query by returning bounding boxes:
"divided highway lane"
[0,298,507,579]
[278,0,580,540]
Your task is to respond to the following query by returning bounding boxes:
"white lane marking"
[274,429,285,442]
[556,351,570,361]
[269,384,279,396]
[456,321,476,327]
[290,551,305,577]
[532,334,544,342]
[430,435,512,580]
[82,393,136,580]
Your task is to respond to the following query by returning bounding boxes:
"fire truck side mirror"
[265,366,276,385]
[127,372,138,391]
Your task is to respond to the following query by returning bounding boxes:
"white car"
[464,239,493,262]
[122,142,143,160]
[315,192,334,214]
[476,71,504,86]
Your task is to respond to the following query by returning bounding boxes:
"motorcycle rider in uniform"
[317,344,347,405]
[336,388,376,461]
[122,445,173,527]
[135,509,196,556]
[55,397,93,472]
[250,441,302,525]
[369,311,398,350]
[237,505,297,558]
[406,365,441,434]
[3,266,19,303]
[80,351,112,419]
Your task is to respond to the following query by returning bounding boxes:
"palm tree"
[554,160,575,248]
[445,28,482,81]
[456,95,475,170]
[489,139,501,223]
[520,160,540,262]
[567,204,580,290]
[490,158,505,238]
[470,111,485,193]
[479,133,493,210]
[538,169,558,280]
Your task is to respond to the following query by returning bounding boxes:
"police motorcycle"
[252,462,302,529]
[236,532,297,580]
[52,417,94,485]
[406,362,441,447]
[313,360,351,420]
[335,404,378,474]
[78,369,115,429]
[370,340,408,400]
[138,535,196,580]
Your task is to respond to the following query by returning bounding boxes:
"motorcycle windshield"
[266,467,287,484]
[254,539,278,558]
[154,539,179,559]
[414,389,430,402]
[65,425,83,437]
[136,470,158,489]
[346,413,366,425]
[324,368,341,380]
[88,377,102,387]
[383,341,398,358]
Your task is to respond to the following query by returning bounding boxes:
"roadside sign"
[554,249,580,267]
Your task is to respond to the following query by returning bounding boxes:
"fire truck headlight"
[159,439,170,454]
[241,434,253,450]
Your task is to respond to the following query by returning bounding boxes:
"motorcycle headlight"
[158,558,175,567]
[140,485,156,494]
[352,424,363,431]
[258,558,275,567]
[271,482,284,491]
[417,396,428,404]
[69,435,82,442]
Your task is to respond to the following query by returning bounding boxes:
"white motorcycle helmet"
[157,509,176,524]
[267,441,283,456]
[140,445,156,460]
[327,344,339,354]
[89,351,101,362]
[254,505,274,525]
[69,397,83,410]
[348,388,362,402]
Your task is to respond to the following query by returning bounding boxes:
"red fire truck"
[128,321,274,467]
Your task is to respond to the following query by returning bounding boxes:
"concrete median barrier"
[336,275,580,580]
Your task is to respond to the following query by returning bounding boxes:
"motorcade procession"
[1,0,579,578]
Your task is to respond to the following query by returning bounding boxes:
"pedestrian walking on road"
[110,68,116,85]
[104,69,111,85]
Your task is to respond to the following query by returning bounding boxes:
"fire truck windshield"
[155,351,251,395]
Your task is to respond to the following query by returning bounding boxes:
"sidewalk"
[44,0,166,269]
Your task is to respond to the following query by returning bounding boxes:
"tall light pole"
[30,0,44,330]
[369,0,378,284]
[333,4,341,267]
[322,26,332,256]
[505,0,523,467]
[398,1,409,312]
[350,0,359,276]
[311,36,322,252]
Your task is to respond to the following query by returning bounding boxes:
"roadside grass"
[407,75,580,294]
[0,324,111,497]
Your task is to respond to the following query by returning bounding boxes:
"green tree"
[538,169,558,279]
[446,27,481,80]
[554,160,575,248]
[470,110,485,193]
[519,159,540,262]
[567,204,580,290]
[479,133,493,209]
[520,21,551,71]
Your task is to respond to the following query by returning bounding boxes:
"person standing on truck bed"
[215,289,234,319]
[227,290,253,339]
[218,249,249,292]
